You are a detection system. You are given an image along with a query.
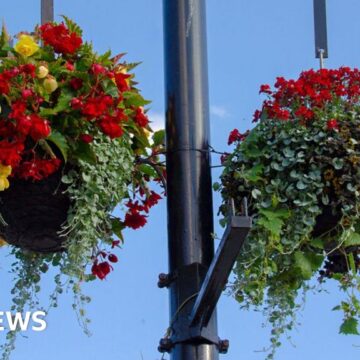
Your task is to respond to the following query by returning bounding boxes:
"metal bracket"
[158,206,252,354]
[190,215,252,329]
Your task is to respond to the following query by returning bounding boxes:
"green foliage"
[219,113,360,358]
[46,131,69,162]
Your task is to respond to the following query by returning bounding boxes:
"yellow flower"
[0,177,9,191]
[0,164,11,177]
[0,165,11,191]
[0,237,7,247]
[14,34,39,57]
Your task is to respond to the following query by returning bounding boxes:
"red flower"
[90,63,106,75]
[0,75,9,95]
[294,106,314,120]
[327,119,339,130]
[124,211,147,229]
[15,158,61,181]
[114,72,130,92]
[259,84,272,94]
[82,96,112,118]
[80,134,93,143]
[98,118,123,139]
[108,254,118,263]
[29,115,51,140]
[20,64,36,78]
[40,22,82,55]
[252,109,262,123]
[228,129,243,145]
[0,140,24,167]
[111,240,120,248]
[65,62,75,71]
[69,78,83,90]
[91,261,112,280]
[134,107,149,127]
[144,191,161,210]
[22,89,33,99]
[70,97,83,109]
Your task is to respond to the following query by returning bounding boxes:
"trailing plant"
[0,18,165,358]
[218,67,360,359]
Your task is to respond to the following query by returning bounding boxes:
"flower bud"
[37,65,49,79]
[43,77,58,93]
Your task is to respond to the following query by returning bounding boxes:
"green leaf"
[138,164,157,178]
[213,182,220,191]
[332,157,344,170]
[101,78,119,97]
[152,129,165,146]
[111,218,125,242]
[257,208,290,237]
[340,318,360,335]
[311,238,324,249]
[294,251,313,280]
[46,131,69,162]
[243,164,264,182]
[294,251,324,280]
[348,253,357,275]
[39,90,73,116]
[74,142,97,164]
[344,232,360,247]
[61,15,83,36]
[123,91,151,107]
[258,217,283,237]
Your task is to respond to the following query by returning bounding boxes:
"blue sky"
[1,1,360,359]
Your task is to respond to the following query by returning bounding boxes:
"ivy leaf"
[332,157,344,170]
[257,217,283,237]
[311,238,324,249]
[46,131,69,162]
[294,251,313,280]
[345,232,360,247]
[243,164,264,182]
[340,318,360,335]
[258,208,290,237]
[294,251,324,280]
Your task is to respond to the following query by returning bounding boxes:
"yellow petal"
[0,164,12,177]
[0,177,9,191]
[14,34,39,57]
[0,237,8,247]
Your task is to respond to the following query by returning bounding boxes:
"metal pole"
[41,0,54,24]
[163,0,219,359]
[313,0,328,59]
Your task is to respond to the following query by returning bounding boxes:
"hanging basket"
[0,169,70,253]
[312,204,342,238]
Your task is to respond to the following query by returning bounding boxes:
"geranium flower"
[39,23,82,55]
